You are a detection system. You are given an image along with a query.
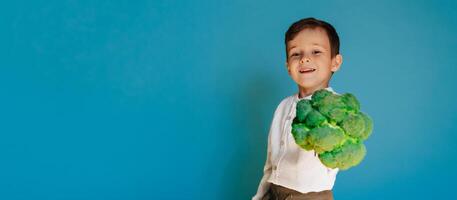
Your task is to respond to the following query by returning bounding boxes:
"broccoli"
[319,139,366,170]
[305,109,327,128]
[291,123,312,150]
[296,99,313,122]
[292,89,373,170]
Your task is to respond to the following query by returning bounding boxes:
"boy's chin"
[297,82,317,89]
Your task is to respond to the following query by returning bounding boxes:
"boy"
[252,17,343,200]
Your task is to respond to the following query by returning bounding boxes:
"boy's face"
[285,27,342,94]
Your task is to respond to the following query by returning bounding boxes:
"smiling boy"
[252,17,343,200]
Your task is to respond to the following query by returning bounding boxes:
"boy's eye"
[291,53,300,57]
[313,50,322,54]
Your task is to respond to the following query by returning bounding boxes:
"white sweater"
[252,87,339,200]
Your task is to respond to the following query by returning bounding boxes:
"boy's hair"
[285,17,340,60]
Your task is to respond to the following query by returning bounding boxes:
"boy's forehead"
[287,27,330,51]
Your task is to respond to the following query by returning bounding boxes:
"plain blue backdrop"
[1,0,457,199]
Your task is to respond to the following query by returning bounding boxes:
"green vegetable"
[340,112,373,140]
[307,123,346,154]
[292,89,374,170]
[291,123,312,150]
[305,109,327,128]
[319,139,366,170]
[296,99,313,122]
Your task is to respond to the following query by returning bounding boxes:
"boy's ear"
[331,54,343,72]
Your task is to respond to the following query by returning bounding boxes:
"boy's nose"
[300,57,310,64]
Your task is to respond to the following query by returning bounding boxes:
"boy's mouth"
[299,68,316,74]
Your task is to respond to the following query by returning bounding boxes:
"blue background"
[1,0,457,199]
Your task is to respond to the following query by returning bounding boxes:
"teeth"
[300,69,315,73]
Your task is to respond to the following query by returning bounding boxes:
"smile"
[299,68,316,74]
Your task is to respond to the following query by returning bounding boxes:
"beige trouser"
[262,183,334,200]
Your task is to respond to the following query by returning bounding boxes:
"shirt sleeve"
[252,98,286,200]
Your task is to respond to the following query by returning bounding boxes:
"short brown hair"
[285,17,340,60]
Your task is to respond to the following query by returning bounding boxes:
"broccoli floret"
[360,112,374,140]
[340,112,373,140]
[304,109,327,128]
[296,99,313,122]
[319,140,366,170]
[312,90,349,123]
[340,113,365,140]
[341,93,360,113]
[291,123,313,150]
[311,89,333,103]
[290,89,374,170]
[307,123,347,154]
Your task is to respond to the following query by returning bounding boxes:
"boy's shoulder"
[272,93,298,115]
[279,93,297,106]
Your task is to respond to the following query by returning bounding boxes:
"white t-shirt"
[252,87,339,200]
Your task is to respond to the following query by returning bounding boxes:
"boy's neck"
[298,83,330,99]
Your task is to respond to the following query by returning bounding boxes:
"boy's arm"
[251,127,273,200]
[252,98,286,200]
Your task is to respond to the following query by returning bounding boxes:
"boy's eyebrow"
[287,45,296,51]
[287,43,325,51]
